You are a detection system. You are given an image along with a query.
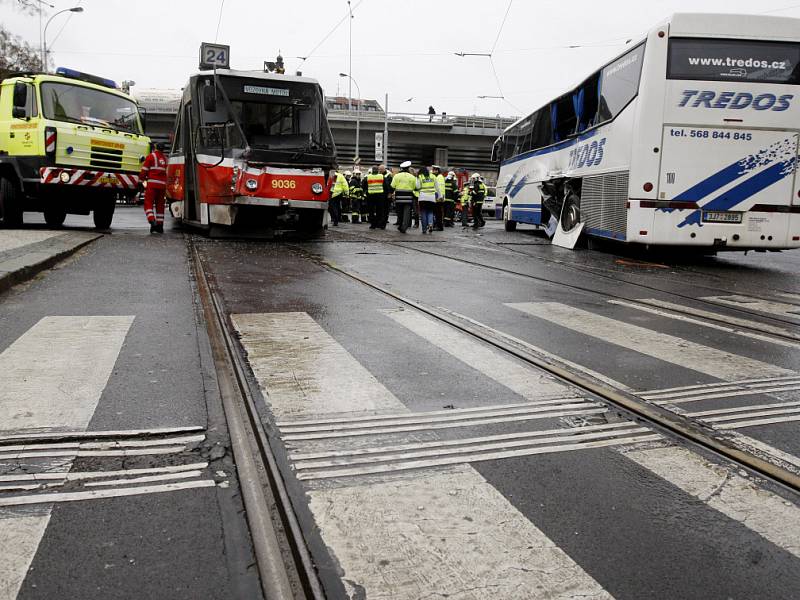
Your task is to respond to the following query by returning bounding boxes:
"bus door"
[184,102,199,222]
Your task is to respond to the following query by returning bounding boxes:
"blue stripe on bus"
[678,157,798,228]
[500,129,599,168]
[586,227,626,241]
[511,210,542,224]
[512,203,541,209]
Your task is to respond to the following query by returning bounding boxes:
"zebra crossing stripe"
[701,295,800,319]
[688,400,800,418]
[234,311,615,599]
[507,302,793,380]
[640,375,800,398]
[608,299,800,349]
[630,298,800,341]
[0,316,133,600]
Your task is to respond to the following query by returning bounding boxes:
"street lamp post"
[339,72,361,165]
[42,7,84,72]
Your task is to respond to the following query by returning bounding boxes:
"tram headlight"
[311,183,324,195]
[245,179,258,191]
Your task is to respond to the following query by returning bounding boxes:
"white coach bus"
[493,13,800,251]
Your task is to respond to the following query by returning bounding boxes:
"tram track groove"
[189,237,325,600]
[326,229,800,333]
[291,243,800,496]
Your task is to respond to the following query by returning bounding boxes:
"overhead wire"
[294,0,366,71]
[214,0,225,43]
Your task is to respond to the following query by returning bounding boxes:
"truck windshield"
[40,82,143,134]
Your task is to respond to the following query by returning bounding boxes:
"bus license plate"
[702,211,742,224]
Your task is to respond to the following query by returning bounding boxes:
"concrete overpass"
[135,90,514,182]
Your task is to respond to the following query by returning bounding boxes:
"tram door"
[183,102,199,222]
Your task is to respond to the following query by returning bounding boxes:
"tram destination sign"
[199,42,230,70]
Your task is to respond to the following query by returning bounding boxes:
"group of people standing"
[329,163,488,234]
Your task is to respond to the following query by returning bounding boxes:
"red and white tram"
[166,69,336,233]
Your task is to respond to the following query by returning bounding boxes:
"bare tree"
[0,25,47,79]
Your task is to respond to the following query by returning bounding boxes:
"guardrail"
[327,109,517,131]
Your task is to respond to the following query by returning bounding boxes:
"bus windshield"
[668,38,800,84]
[40,82,143,134]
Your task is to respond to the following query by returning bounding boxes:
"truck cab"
[0,68,151,229]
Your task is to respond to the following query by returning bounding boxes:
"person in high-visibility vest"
[329,169,349,226]
[390,161,417,233]
[139,142,167,233]
[469,172,487,229]
[364,165,385,229]
[340,171,353,222]
[459,185,471,227]
[416,166,441,234]
[443,170,458,227]
[349,170,365,223]
[432,165,446,231]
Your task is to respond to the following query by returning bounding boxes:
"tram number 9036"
[271,179,297,189]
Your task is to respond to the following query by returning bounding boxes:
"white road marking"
[700,407,800,424]
[0,426,204,444]
[0,434,204,453]
[654,386,800,405]
[283,407,608,441]
[688,400,800,417]
[290,422,640,461]
[0,316,133,600]
[237,312,615,599]
[621,445,800,558]
[507,302,793,380]
[83,470,204,488]
[276,395,583,428]
[640,375,800,397]
[608,299,800,348]
[437,307,636,391]
[384,308,576,400]
[777,292,800,303]
[280,400,601,434]
[702,295,800,318]
[0,446,188,461]
[230,312,404,419]
[633,299,800,341]
[714,414,800,430]
[0,462,209,483]
[294,427,651,472]
[0,479,216,507]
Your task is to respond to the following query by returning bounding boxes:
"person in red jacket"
[139,142,167,233]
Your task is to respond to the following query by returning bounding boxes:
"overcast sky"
[3,0,799,117]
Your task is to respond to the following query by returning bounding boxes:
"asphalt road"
[2,208,800,599]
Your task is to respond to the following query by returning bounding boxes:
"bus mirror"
[202,84,217,113]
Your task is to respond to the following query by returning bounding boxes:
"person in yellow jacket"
[390,161,417,233]
[432,165,446,231]
[329,169,349,226]
[417,166,442,234]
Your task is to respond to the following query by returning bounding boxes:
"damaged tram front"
[166,70,335,233]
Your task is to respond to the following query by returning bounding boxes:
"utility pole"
[347,1,353,112]
[384,93,389,166]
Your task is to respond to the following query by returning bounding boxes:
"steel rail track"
[329,229,800,339]
[292,245,800,496]
[190,237,325,600]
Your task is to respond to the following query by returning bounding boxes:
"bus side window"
[530,109,552,150]
[573,73,600,133]
[597,43,645,123]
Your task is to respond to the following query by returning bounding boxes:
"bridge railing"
[327,109,517,131]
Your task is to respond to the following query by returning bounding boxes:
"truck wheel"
[503,202,516,232]
[93,197,116,230]
[0,176,23,227]
[44,205,67,228]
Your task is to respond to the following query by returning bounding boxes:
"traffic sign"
[199,43,230,70]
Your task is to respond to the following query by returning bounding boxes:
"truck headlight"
[311,183,323,194]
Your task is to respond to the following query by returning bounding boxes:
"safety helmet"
[471,172,481,180]
[447,171,455,178]
[431,164,441,171]
[344,170,353,177]
[400,160,412,169]
[353,169,361,176]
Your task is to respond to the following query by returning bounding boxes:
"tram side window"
[171,110,184,154]
[598,43,645,123]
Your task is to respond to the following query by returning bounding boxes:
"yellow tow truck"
[0,67,151,228]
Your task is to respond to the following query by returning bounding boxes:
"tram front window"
[231,100,329,151]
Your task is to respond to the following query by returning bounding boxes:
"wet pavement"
[2,210,800,599]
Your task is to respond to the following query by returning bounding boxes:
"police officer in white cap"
[390,161,417,233]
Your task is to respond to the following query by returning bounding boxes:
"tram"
[166,68,336,233]
[494,13,800,251]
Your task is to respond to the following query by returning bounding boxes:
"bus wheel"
[44,205,67,228]
[561,194,581,231]
[299,209,325,234]
[93,197,116,230]
[503,202,516,232]
[0,176,23,227]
